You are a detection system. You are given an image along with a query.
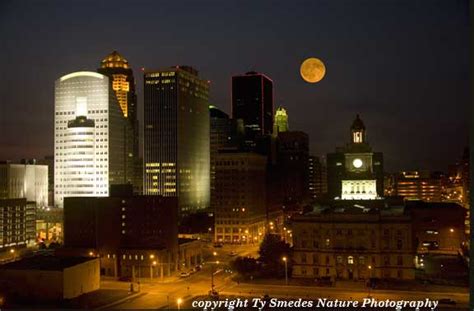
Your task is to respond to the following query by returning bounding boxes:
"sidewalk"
[237,277,468,294]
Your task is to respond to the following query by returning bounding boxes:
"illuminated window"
[348,256,354,264]
[353,131,363,143]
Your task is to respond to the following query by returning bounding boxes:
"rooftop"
[100,51,129,69]
[0,255,95,271]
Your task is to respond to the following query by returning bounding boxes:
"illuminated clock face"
[353,158,363,168]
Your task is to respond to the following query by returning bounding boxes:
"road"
[102,244,468,309]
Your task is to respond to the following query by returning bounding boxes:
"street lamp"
[150,260,157,279]
[211,260,220,291]
[367,265,373,297]
[282,257,288,285]
[177,298,182,310]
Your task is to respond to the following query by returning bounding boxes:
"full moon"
[300,57,326,83]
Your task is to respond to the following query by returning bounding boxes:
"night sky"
[0,0,468,172]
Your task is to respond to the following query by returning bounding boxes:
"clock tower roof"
[351,114,365,131]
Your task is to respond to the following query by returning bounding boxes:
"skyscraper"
[213,151,267,244]
[232,71,274,141]
[54,71,132,208]
[98,51,139,193]
[273,106,289,134]
[210,105,234,203]
[144,66,210,215]
[308,155,328,200]
[273,131,310,205]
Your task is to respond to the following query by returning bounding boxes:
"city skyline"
[0,0,468,172]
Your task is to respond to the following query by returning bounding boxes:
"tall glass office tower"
[144,66,210,215]
[232,71,274,138]
[54,71,131,208]
[98,51,139,192]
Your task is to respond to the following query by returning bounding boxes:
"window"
[384,256,390,266]
[336,256,343,264]
[397,270,403,278]
[397,256,403,266]
[397,239,403,250]
[348,256,354,264]
[359,256,365,265]
[313,267,319,276]
[301,253,307,264]
[312,254,319,264]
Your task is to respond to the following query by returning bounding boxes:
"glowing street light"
[177,298,182,310]
[150,254,155,259]
[213,251,217,256]
[367,265,373,297]
[282,257,288,285]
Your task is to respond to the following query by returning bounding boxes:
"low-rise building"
[393,171,443,202]
[0,160,48,208]
[0,198,36,250]
[0,255,99,302]
[62,188,179,278]
[292,203,415,281]
[405,201,466,254]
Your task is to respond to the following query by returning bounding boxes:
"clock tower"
[327,115,384,200]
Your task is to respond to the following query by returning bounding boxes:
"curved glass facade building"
[64,116,96,196]
[54,71,131,207]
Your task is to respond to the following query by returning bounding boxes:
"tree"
[48,241,61,249]
[258,234,291,277]
[231,256,260,276]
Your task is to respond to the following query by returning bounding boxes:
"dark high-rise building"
[232,71,274,142]
[209,105,234,157]
[98,51,140,193]
[272,131,310,205]
[210,105,234,205]
[327,115,384,200]
[144,66,210,215]
[308,155,327,200]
